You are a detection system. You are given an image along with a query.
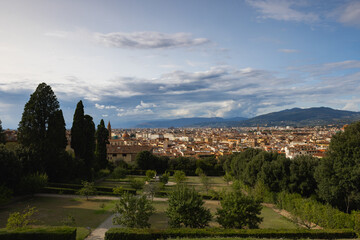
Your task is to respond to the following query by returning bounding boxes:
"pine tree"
[95,119,109,170]
[18,83,63,172]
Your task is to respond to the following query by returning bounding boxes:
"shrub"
[112,166,127,179]
[130,179,145,190]
[173,170,186,184]
[216,190,263,229]
[159,172,170,184]
[78,181,96,200]
[6,207,38,230]
[166,184,212,228]
[145,170,156,181]
[18,172,48,194]
[113,186,124,196]
[113,192,155,228]
[0,185,13,205]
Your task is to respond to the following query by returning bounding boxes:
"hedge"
[42,187,137,196]
[104,228,357,240]
[0,226,76,240]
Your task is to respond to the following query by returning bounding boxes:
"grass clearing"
[0,196,116,240]
[149,199,299,229]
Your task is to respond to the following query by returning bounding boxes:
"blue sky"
[1,0,360,128]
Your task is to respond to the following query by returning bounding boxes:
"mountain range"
[134,107,360,128]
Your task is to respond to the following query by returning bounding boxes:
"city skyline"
[1,0,360,128]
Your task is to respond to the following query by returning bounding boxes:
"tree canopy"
[315,122,360,212]
[95,119,109,170]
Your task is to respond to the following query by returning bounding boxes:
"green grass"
[149,199,299,229]
[0,196,116,240]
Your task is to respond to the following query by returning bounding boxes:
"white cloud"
[337,1,360,26]
[95,32,210,49]
[246,0,319,23]
[135,101,157,109]
[278,48,299,53]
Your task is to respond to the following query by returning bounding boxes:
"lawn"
[0,196,116,240]
[149,199,298,229]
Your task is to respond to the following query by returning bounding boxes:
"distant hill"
[134,117,248,128]
[133,107,360,128]
[237,107,360,127]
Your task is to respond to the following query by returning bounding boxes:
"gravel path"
[84,213,120,240]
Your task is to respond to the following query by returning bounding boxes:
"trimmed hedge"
[0,226,76,240]
[104,228,357,240]
[42,187,136,196]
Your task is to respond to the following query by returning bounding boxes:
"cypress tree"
[95,119,109,170]
[83,114,95,173]
[0,119,5,144]
[71,100,85,159]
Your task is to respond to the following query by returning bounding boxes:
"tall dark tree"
[0,119,5,144]
[18,83,62,172]
[83,114,95,172]
[95,119,109,170]
[46,110,68,180]
[71,101,85,159]
[315,122,360,212]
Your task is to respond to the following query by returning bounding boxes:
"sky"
[1,0,360,129]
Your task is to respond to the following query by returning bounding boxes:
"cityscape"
[1,1,360,240]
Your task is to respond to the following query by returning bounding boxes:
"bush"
[216,190,263,229]
[130,179,145,190]
[112,166,127,179]
[166,184,212,228]
[173,170,186,184]
[78,181,96,200]
[104,228,357,240]
[0,226,76,240]
[0,185,13,205]
[18,172,48,195]
[159,172,170,184]
[6,207,38,230]
[145,170,156,181]
[113,192,155,228]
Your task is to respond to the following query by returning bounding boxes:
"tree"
[216,190,263,229]
[315,122,360,212]
[71,100,85,159]
[173,170,186,184]
[18,83,63,173]
[145,170,156,181]
[166,184,212,228]
[83,115,95,172]
[135,151,157,170]
[223,172,233,185]
[78,181,96,200]
[0,119,5,144]
[95,119,109,170]
[200,173,212,194]
[113,192,155,228]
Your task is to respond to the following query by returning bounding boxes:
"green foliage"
[112,166,127,179]
[136,151,157,170]
[18,172,48,194]
[0,185,13,205]
[223,172,233,185]
[0,145,22,189]
[199,173,212,194]
[130,179,145,190]
[60,214,76,227]
[276,191,354,229]
[18,83,64,174]
[105,228,357,240]
[145,170,156,181]
[0,119,5,144]
[0,226,77,240]
[112,186,124,196]
[144,182,160,200]
[159,172,170,184]
[166,184,212,228]
[78,181,96,200]
[315,121,360,212]
[113,192,155,228]
[95,119,109,171]
[216,190,263,229]
[71,100,85,159]
[6,207,38,230]
[173,170,186,184]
